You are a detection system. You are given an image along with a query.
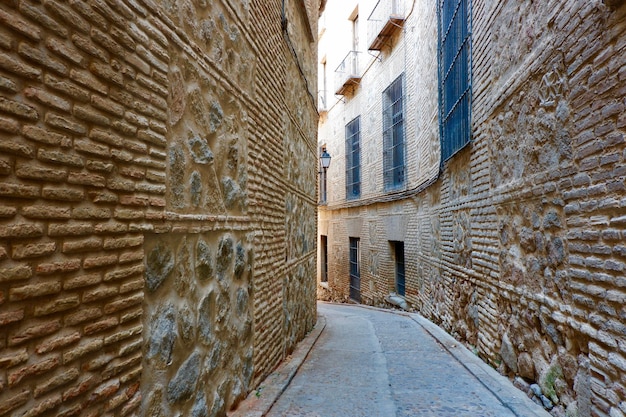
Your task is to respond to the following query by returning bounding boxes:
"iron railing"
[334,51,362,95]
[367,0,407,50]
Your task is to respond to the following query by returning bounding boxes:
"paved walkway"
[232,302,549,417]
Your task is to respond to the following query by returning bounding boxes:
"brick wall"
[319,0,626,414]
[0,0,319,415]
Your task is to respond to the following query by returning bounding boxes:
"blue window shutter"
[382,74,406,191]
[345,116,361,199]
[438,0,471,162]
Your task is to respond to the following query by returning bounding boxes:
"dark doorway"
[392,241,405,296]
[321,235,328,283]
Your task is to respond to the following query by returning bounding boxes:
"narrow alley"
[264,303,550,417]
[0,0,624,414]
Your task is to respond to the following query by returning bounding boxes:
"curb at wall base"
[228,314,327,417]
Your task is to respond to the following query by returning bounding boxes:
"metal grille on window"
[438,0,471,161]
[383,74,405,191]
[321,235,328,283]
[349,237,361,302]
[345,116,361,199]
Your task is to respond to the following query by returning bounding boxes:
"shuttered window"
[321,235,328,283]
[349,237,361,302]
[345,116,361,199]
[438,0,471,161]
[383,74,405,191]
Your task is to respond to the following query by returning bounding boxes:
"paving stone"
[266,304,550,417]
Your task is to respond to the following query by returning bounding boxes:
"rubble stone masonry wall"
[0,0,319,416]
[319,0,626,415]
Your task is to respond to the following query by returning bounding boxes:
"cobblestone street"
[265,303,549,417]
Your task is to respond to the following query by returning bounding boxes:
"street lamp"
[319,147,331,204]
[320,148,332,170]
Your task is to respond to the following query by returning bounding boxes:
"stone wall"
[319,0,626,415]
[0,0,319,415]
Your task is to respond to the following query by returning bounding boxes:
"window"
[391,241,405,296]
[319,9,327,38]
[319,56,327,112]
[349,237,361,302]
[321,235,328,283]
[345,116,361,199]
[383,74,405,191]
[438,0,471,161]
[349,7,360,78]
[350,6,359,52]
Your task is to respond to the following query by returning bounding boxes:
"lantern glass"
[320,150,331,169]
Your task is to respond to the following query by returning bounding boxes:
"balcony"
[334,51,362,96]
[367,0,407,51]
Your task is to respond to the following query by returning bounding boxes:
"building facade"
[318,0,626,415]
[0,0,320,415]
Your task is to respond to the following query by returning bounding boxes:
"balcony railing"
[334,51,362,96]
[367,0,407,51]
